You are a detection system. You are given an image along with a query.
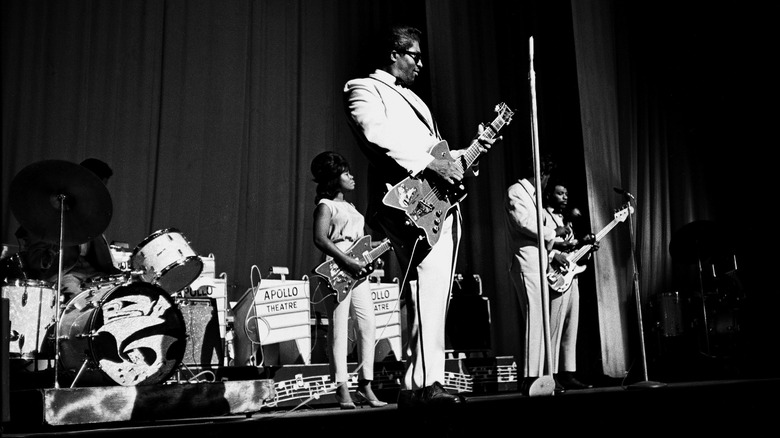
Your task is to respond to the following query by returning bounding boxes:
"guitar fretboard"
[567,205,632,265]
[364,238,392,264]
[456,103,514,174]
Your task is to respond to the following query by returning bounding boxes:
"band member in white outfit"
[543,181,595,390]
[505,156,569,394]
[344,25,496,408]
[311,151,387,409]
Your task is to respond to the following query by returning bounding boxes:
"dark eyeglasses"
[398,50,423,63]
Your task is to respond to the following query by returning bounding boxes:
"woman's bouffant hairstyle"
[311,151,350,203]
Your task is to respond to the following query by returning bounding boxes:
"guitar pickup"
[413,201,434,217]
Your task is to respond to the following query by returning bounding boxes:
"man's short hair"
[80,158,113,181]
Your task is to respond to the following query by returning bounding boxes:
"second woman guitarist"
[310,151,387,409]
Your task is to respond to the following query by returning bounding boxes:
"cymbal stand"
[695,252,712,357]
[53,194,67,389]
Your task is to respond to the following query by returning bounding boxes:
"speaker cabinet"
[177,298,223,367]
[446,295,492,354]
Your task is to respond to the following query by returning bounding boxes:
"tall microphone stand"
[621,191,665,389]
[527,36,555,396]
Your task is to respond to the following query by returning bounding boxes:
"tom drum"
[2,280,57,359]
[131,228,203,294]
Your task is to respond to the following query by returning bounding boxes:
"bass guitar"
[547,204,633,293]
[382,103,514,247]
[313,236,392,303]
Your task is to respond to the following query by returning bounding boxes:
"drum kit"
[664,220,743,356]
[3,160,204,388]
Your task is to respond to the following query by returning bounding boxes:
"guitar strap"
[369,77,440,139]
[545,207,562,228]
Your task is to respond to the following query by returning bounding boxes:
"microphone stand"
[527,36,555,396]
[622,192,665,389]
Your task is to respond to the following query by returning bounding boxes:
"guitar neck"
[567,208,632,263]
[594,217,622,241]
[456,112,511,173]
[567,243,593,265]
[363,238,391,264]
[566,214,624,265]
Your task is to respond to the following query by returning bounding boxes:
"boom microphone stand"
[615,188,665,389]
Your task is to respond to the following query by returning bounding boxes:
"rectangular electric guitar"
[547,204,634,293]
[313,236,392,303]
[382,103,514,247]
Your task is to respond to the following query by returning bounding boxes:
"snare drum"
[2,280,57,359]
[131,228,203,294]
[58,281,186,386]
[81,273,132,293]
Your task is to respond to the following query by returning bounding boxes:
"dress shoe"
[520,377,536,396]
[420,381,461,405]
[355,390,388,408]
[556,372,593,390]
[553,376,565,394]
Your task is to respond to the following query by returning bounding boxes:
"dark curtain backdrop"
[2,0,773,380]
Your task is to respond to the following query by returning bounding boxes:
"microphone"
[613,187,635,200]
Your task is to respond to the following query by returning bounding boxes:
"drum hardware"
[71,357,91,388]
[10,160,113,388]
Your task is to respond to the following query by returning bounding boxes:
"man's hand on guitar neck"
[467,123,501,174]
[474,122,500,154]
[425,123,502,185]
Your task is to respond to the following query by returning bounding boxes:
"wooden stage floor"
[3,376,777,437]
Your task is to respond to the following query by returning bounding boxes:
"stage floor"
[3,376,777,437]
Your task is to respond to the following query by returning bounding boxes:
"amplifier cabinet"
[176,298,224,368]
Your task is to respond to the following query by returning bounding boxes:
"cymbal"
[669,220,729,264]
[9,159,113,246]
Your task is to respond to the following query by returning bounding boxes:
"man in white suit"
[505,156,570,394]
[344,25,495,408]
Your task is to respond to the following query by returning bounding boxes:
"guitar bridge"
[411,199,434,219]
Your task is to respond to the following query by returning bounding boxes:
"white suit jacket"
[505,178,557,273]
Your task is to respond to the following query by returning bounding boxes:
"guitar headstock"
[494,102,515,125]
[614,204,634,222]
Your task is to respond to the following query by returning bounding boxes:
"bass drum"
[58,281,186,386]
